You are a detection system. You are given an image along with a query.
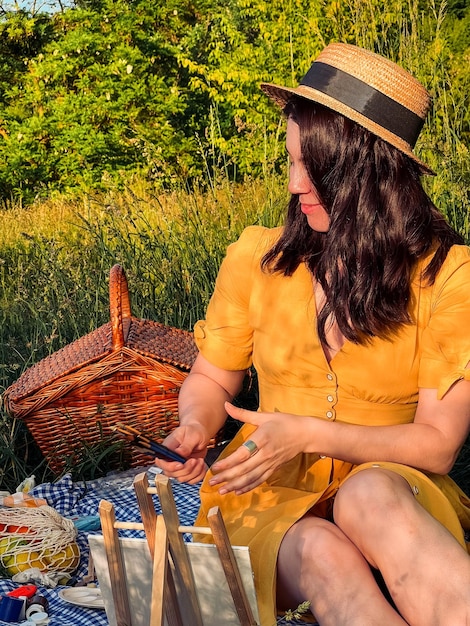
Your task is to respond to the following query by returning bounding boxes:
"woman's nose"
[288,165,310,195]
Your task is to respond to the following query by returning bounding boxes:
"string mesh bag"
[0,506,79,578]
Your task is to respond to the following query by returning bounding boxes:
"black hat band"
[301,62,424,147]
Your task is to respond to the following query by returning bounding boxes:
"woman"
[157,43,470,625]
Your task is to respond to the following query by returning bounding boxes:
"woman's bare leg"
[276,515,407,625]
[334,469,470,626]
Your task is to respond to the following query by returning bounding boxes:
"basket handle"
[109,264,132,350]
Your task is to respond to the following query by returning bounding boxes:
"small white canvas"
[88,534,260,626]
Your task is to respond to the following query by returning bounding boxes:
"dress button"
[327,395,334,402]
[326,374,333,381]
[326,411,334,419]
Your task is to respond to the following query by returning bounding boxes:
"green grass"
[0,174,287,491]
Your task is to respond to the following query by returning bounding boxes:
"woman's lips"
[300,203,322,215]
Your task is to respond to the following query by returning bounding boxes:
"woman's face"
[286,118,330,233]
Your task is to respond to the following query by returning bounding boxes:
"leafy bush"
[0,0,469,205]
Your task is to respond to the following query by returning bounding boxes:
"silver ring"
[242,440,259,457]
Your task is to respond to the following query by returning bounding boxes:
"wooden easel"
[98,472,258,626]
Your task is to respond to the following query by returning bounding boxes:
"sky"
[1,0,74,13]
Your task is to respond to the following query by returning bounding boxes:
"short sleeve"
[194,226,280,371]
[418,245,470,398]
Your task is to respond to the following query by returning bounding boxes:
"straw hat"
[261,42,434,175]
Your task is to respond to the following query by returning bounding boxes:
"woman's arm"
[178,353,246,439]
[209,364,470,495]
[304,373,470,474]
[155,353,246,483]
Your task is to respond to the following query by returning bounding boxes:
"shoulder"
[432,244,470,290]
[226,226,283,263]
[417,245,470,397]
[233,225,283,249]
[417,244,470,286]
[438,244,470,271]
[213,226,283,292]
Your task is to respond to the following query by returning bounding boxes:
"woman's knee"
[277,514,383,611]
[333,468,414,531]
[279,516,351,569]
[277,516,359,608]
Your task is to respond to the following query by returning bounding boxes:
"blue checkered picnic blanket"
[0,468,311,625]
[0,467,201,626]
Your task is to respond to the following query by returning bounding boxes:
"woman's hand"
[155,423,210,484]
[158,353,247,484]
[209,402,310,495]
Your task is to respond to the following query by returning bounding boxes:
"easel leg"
[155,475,204,626]
[208,506,258,626]
[134,472,183,626]
[99,499,133,626]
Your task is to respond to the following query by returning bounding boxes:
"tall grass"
[0,174,287,491]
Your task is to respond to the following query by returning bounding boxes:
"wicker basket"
[2,264,199,474]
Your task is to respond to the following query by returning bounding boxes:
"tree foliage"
[0,0,469,204]
[0,0,212,199]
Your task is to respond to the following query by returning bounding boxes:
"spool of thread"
[25,611,49,624]
[0,595,24,622]
[25,595,48,619]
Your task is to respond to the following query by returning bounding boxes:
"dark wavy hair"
[262,96,464,346]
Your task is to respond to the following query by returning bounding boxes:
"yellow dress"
[193,226,470,625]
